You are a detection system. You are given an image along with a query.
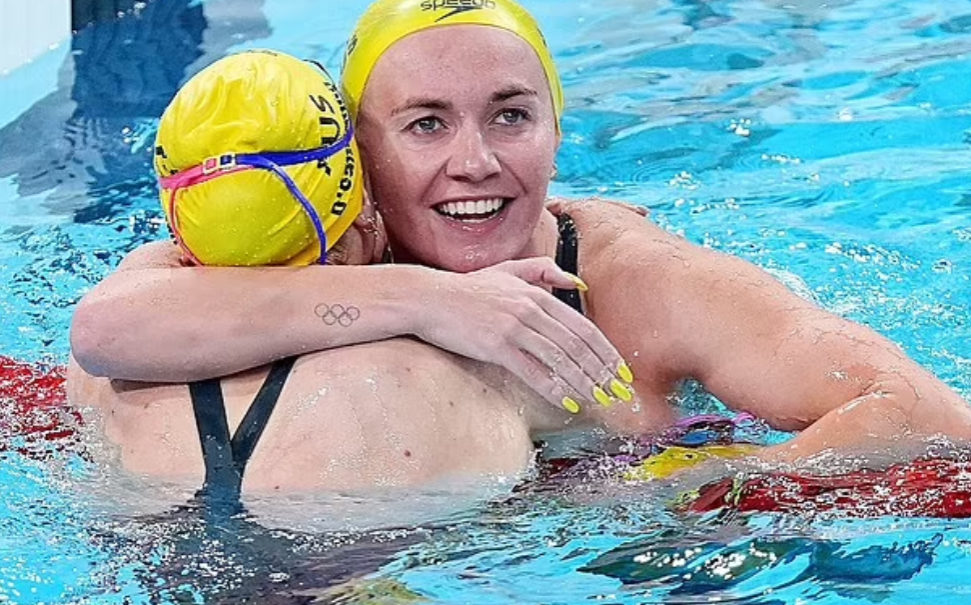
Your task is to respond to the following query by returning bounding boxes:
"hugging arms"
[69,0,971,497]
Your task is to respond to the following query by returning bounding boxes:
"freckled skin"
[69,338,572,494]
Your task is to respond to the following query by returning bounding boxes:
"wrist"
[373,264,445,341]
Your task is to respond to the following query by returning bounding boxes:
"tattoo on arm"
[314,303,361,327]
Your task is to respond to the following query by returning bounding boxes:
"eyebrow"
[389,86,539,117]
[490,85,538,104]
[391,98,452,117]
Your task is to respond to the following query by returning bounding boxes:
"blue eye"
[409,116,444,134]
[496,108,530,125]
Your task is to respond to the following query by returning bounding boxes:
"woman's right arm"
[70,241,426,381]
[70,242,627,410]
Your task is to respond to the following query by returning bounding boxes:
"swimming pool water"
[1,0,970,602]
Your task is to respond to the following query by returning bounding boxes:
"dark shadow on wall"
[72,0,147,32]
[0,0,270,215]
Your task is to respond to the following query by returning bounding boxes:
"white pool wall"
[0,0,72,75]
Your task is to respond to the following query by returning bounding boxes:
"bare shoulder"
[549,197,653,236]
[552,197,785,283]
[550,197,700,277]
[115,240,185,271]
[555,197,818,392]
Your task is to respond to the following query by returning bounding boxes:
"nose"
[445,126,501,182]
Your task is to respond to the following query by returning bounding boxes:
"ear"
[353,188,375,226]
[351,190,389,264]
[362,170,376,209]
[369,210,389,264]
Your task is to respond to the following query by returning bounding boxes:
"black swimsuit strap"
[552,212,585,315]
[230,356,296,469]
[189,378,238,502]
[189,357,297,508]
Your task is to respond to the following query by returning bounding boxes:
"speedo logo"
[420,0,497,22]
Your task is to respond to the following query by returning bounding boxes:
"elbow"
[70,294,127,378]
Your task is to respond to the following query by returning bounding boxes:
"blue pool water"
[1,0,971,602]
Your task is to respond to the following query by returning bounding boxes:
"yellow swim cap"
[155,50,363,266]
[623,444,759,482]
[341,0,564,127]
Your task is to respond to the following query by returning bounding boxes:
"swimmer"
[72,0,971,477]
[68,50,615,507]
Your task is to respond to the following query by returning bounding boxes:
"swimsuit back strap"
[230,356,297,470]
[188,356,297,508]
[189,377,241,502]
[552,212,584,315]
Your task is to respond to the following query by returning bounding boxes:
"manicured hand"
[414,257,635,414]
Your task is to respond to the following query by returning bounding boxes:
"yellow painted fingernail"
[610,379,634,402]
[565,273,588,292]
[618,361,634,384]
[592,386,613,407]
[561,397,581,414]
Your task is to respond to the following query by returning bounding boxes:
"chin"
[394,217,535,272]
[421,244,520,274]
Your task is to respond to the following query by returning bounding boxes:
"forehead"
[363,25,550,106]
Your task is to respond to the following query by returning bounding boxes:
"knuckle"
[519,356,550,386]
[563,334,590,361]
[495,316,521,341]
[578,323,614,357]
[514,299,543,321]
[571,317,599,341]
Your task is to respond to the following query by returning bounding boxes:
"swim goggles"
[157,123,354,266]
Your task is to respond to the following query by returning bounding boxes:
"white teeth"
[437,198,505,218]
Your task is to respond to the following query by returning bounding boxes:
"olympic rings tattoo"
[314,303,361,327]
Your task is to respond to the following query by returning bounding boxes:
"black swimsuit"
[188,213,585,507]
[552,212,584,315]
[189,356,296,509]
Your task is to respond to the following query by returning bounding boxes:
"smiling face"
[356,25,559,272]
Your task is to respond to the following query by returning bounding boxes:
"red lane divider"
[0,355,80,454]
[687,457,971,518]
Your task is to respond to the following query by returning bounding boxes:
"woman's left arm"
[552,200,971,459]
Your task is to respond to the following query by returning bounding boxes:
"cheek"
[370,166,414,220]
[507,138,557,192]
[360,135,428,210]
[519,129,557,174]
[361,153,407,215]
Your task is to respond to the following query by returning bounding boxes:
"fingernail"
[610,379,634,402]
[565,272,588,292]
[592,386,613,407]
[617,361,634,384]
[561,396,581,414]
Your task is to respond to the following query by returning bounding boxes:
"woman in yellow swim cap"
[70,46,577,503]
[73,0,971,467]
[340,0,566,274]
[335,0,971,457]
[154,50,369,267]
[73,1,622,420]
